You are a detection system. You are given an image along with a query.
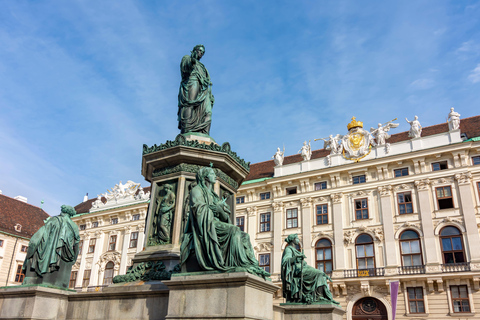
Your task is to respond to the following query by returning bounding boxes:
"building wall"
[0,232,29,286]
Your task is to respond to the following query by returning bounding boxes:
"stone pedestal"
[164,272,279,320]
[280,303,345,320]
[0,286,73,320]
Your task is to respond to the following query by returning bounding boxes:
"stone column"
[378,186,398,268]
[171,176,186,246]
[137,223,145,253]
[90,230,105,286]
[119,226,132,274]
[455,172,480,265]
[246,206,257,242]
[75,233,90,288]
[272,202,284,274]
[300,197,313,264]
[330,193,345,273]
[414,179,440,268]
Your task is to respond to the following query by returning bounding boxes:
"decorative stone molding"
[273,201,284,212]
[414,179,431,190]
[361,282,370,296]
[138,223,146,231]
[372,285,389,297]
[393,183,413,191]
[455,171,473,185]
[431,177,454,185]
[373,228,384,242]
[246,206,258,217]
[300,197,313,208]
[348,190,372,198]
[330,193,343,203]
[344,230,355,245]
[254,242,273,253]
[94,230,104,237]
[97,251,122,269]
[377,185,392,197]
[313,196,327,203]
[123,226,132,234]
[345,286,361,303]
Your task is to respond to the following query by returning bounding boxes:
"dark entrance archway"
[352,297,388,320]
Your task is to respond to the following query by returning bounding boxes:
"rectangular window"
[315,181,327,190]
[260,192,271,200]
[316,204,328,225]
[432,161,448,171]
[286,208,298,228]
[88,238,96,253]
[260,213,271,232]
[355,199,369,220]
[92,221,99,228]
[394,168,409,177]
[352,175,366,184]
[407,287,425,313]
[129,232,139,248]
[82,270,91,288]
[286,187,297,195]
[236,217,245,231]
[69,271,77,289]
[111,218,118,225]
[236,196,245,204]
[20,245,28,252]
[108,235,117,251]
[132,214,140,221]
[451,285,470,313]
[78,240,83,254]
[259,254,270,273]
[436,186,454,209]
[397,192,413,214]
[79,224,86,230]
[0,239,3,247]
[473,156,480,165]
[14,264,24,283]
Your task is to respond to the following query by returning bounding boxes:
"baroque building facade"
[71,182,150,290]
[235,113,480,320]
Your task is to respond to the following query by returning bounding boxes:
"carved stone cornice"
[414,179,431,190]
[300,197,313,208]
[330,193,343,204]
[273,201,284,212]
[254,242,273,253]
[313,196,327,203]
[348,190,372,198]
[393,183,413,192]
[246,206,258,217]
[455,171,473,185]
[377,185,392,197]
[431,177,454,185]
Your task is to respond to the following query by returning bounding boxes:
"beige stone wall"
[0,232,29,286]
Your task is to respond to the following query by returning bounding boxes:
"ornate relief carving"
[414,179,431,190]
[246,206,258,216]
[345,285,362,303]
[431,177,454,185]
[344,230,355,245]
[434,216,463,229]
[393,183,412,191]
[314,196,326,203]
[330,193,343,203]
[300,197,313,208]
[254,242,273,252]
[377,185,392,196]
[373,228,384,242]
[98,251,122,266]
[348,190,372,198]
[273,202,284,212]
[395,221,421,232]
[372,285,389,297]
[455,171,473,184]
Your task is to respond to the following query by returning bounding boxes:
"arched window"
[440,226,465,264]
[315,239,332,273]
[356,234,375,270]
[103,261,115,285]
[400,230,423,266]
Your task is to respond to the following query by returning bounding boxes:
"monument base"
[164,272,279,320]
[280,303,345,320]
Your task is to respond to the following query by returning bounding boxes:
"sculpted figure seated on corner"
[22,205,80,289]
[281,234,338,304]
[180,166,269,278]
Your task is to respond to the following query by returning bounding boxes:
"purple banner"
[390,280,400,320]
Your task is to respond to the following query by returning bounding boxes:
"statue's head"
[164,184,173,192]
[450,107,454,111]
[378,123,382,127]
[191,44,205,60]
[61,205,76,217]
[414,115,418,120]
[277,147,280,152]
[285,233,299,245]
[196,166,216,185]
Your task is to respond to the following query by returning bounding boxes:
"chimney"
[83,193,89,202]
[14,196,27,203]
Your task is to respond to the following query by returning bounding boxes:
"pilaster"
[272,201,284,274]
[119,226,132,274]
[300,197,313,263]
[377,185,398,267]
[90,230,105,286]
[75,233,90,288]
[330,193,345,270]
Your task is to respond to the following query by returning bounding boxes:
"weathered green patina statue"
[281,234,338,304]
[152,184,176,244]
[22,205,80,289]
[180,166,269,278]
[178,44,215,136]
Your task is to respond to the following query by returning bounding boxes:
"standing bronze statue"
[281,234,338,304]
[178,44,215,135]
[153,184,176,244]
[22,205,80,289]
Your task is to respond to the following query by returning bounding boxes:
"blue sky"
[1,1,479,215]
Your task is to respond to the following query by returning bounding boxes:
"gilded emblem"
[341,117,375,162]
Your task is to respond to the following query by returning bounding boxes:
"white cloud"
[468,64,480,83]
[409,78,435,90]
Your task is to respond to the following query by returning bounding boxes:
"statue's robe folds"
[180,183,268,278]
[281,246,337,303]
[22,215,80,288]
[177,55,215,135]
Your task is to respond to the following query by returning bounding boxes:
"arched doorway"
[352,297,387,320]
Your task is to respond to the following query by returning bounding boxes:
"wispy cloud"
[468,64,480,83]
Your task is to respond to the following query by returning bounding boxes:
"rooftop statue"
[406,116,422,138]
[178,44,215,136]
[281,234,338,304]
[22,205,80,289]
[447,107,461,131]
[315,135,342,155]
[298,140,312,161]
[370,118,399,146]
[273,147,285,166]
[180,166,269,278]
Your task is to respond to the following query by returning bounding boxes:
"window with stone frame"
[315,239,332,274]
[69,271,77,289]
[20,245,28,252]
[82,270,91,288]
[236,217,245,231]
[407,287,425,313]
[79,224,86,230]
[400,230,423,266]
[260,213,271,232]
[0,239,3,247]
[132,214,140,221]
[316,204,328,225]
[352,175,366,184]
[14,264,24,282]
[103,261,115,285]
[432,161,448,171]
[314,181,327,190]
[473,156,480,165]
[397,192,413,214]
[355,198,369,220]
[78,240,83,254]
[451,285,470,313]
[129,232,138,248]
[259,254,270,273]
[440,226,466,264]
[286,187,297,195]
[108,235,117,251]
[88,238,96,253]
[92,221,99,228]
[111,218,118,225]
[260,192,271,200]
[394,167,409,177]
[286,208,298,228]
[436,186,454,209]
[355,234,375,270]
[236,196,245,204]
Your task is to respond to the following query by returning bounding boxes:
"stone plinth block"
[280,303,345,320]
[0,286,72,320]
[164,272,279,320]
